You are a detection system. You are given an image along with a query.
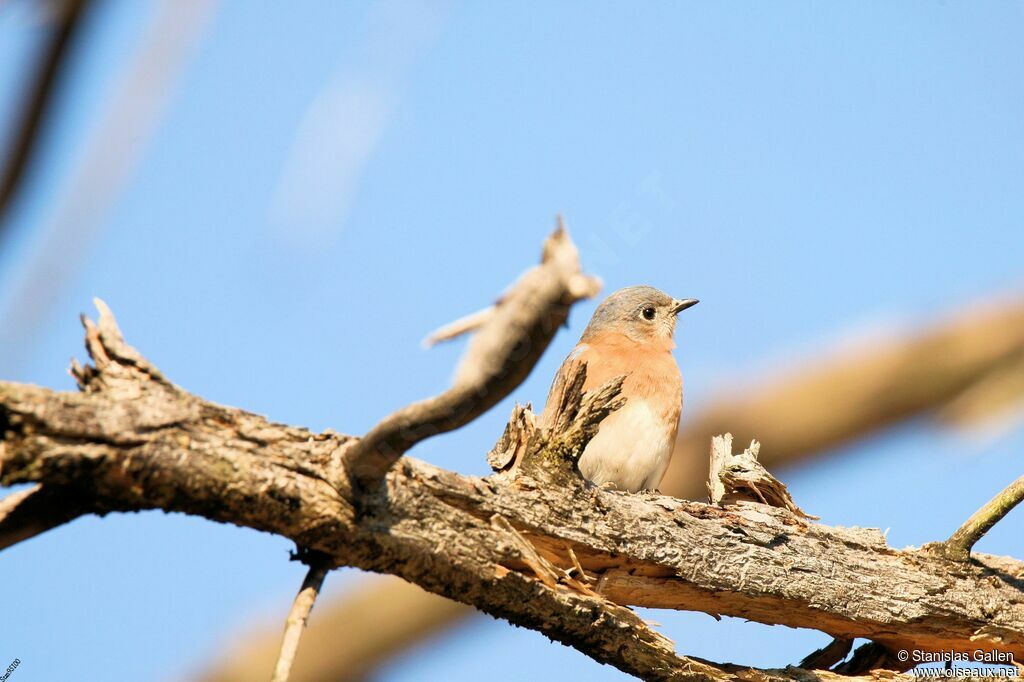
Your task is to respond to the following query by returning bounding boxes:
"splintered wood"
[707,433,817,519]
[487,403,538,472]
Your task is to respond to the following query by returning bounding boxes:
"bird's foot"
[592,480,620,492]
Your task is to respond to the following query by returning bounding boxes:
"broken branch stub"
[490,360,625,487]
[708,433,817,519]
[487,403,538,472]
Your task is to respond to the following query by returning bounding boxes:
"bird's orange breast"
[547,332,683,491]
[575,332,683,425]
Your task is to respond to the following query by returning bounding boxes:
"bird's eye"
[642,307,656,320]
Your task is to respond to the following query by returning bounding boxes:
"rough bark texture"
[707,433,815,519]
[272,294,1024,682]
[2,303,1023,681]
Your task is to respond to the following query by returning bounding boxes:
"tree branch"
[2,303,1023,680]
[932,475,1024,562]
[798,638,853,672]
[199,577,472,682]
[0,483,92,550]
[205,293,1024,681]
[707,433,815,519]
[343,220,601,487]
[0,0,91,231]
[272,555,331,682]
[0,0,217,378]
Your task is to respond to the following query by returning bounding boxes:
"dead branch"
[344,221,601,487]
[204,293,1024,682]
[272,556,331,682]
[422,304,496,347]
[931,475,1024,562]
[198,577,470,682]
[0,483,91,551]
[707,433,816,519]
[798,638,854,672]
[3,303,1023,681]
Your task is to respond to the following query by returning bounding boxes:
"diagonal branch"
[798,638,853,672]
[2,303,1024,681]
[0,0,218,378]
[343,220,601,487]
[932,475,1024,562]
[0,0,91,230]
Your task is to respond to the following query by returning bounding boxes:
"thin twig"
[271,558,330,682]
[422,304,496,347]
[939,474,1024,562]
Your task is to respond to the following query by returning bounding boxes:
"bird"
[539,285,698,492]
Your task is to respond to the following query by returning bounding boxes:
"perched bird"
[540,286,698,492]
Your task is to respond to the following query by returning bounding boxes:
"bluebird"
[540,286,698,492]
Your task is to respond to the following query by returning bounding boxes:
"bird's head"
[580,285,698,347]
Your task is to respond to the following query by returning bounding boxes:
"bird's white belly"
[577,399,674,492]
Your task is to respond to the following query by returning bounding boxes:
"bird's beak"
[671,298,699,315]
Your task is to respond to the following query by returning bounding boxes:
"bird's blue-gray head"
[580,285,698,345]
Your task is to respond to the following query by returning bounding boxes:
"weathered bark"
[706,434,815,519]
[268,293,1024,682]
[2,303,1023,681]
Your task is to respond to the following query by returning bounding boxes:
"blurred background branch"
[0,0,216,377]
[1,3,1021,680]
[200,292,1024,682]
[0,0,90,232]
[662,293,1024,492]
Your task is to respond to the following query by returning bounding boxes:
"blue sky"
[1,2,1022,681]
